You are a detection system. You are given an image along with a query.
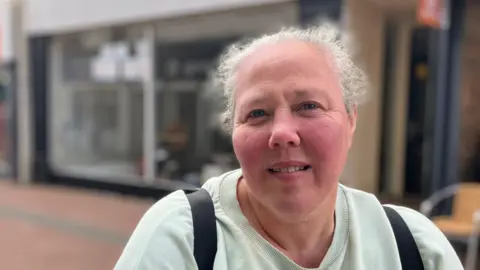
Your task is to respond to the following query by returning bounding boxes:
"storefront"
[28,0,344,195]
[342,0,471,201]
[25,0,476,200]
[343,0,419,196]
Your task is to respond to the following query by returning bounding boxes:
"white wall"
[26,0,294,35]
[0,0,13,62]
[343,0,386,193]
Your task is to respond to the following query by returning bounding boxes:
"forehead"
[235,40,340,100]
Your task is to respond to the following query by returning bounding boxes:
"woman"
[115,23,463,270]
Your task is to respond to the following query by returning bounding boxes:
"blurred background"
[0,0,479,269]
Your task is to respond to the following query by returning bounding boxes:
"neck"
[238,180,337,268]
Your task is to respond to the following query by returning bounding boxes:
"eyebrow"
[238,93,269,112]
[288,89,315,100]
[237,88,327,112]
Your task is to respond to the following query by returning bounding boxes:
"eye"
[299,103,318,110]
[248,109,266,118]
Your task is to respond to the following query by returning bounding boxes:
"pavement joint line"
[0,204,131,245]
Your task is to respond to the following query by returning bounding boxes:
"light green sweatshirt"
[115,169,463,270]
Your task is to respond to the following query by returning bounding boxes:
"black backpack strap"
[383,206,425,270]
[184,189,217,270]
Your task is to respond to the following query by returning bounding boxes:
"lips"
[267,161,311,173]
[269,166,310,173]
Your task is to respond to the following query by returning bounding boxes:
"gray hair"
[215,21,368,133]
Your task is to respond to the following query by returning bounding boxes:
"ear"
[347,105,357,149]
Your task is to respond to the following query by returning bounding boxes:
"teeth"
[272,166,307,173]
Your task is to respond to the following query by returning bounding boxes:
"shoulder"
[339,185,463,269]
[338,184,381,209]
[115,190,196,270]
[385,205,463,269]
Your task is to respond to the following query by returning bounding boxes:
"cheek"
[232,128,269,168]
[301,117,349,162]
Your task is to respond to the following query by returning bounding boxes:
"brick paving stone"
[0,218,120,270]
[0,180,159,270]
[0,181,154,233]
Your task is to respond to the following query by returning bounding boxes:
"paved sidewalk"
[0,180,155,270]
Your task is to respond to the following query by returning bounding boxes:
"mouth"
[268,165,311,173]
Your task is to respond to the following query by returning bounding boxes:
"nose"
[268,118,301,149]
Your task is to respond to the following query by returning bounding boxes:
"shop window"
[154,38,237,185]
[0,66,12,175]
[49,33,147,182]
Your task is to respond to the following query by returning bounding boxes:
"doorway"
[404,27,430,195]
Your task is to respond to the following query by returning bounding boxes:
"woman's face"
[232,40,357,220]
